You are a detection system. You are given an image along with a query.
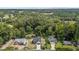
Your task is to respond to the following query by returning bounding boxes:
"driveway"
[36,44,41,50]
[50,42,56,50]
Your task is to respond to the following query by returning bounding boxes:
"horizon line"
[0,7,79,9]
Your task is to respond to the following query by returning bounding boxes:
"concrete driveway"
[50,42,56,50]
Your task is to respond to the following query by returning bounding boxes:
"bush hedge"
[43,43,51,50]
[55,42,76,51]
[76,47,79,51]
[62,45,75,51]
[55,41,63,51]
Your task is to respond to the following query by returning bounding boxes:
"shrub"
[76,47,79,51]
[25,34,35,39]
[55,41,63,51]
[62,45,76,51]
[55,42,76,51]
[25,34,33,39]
[43,43,51,50]
[47,44,51,49]
[42,37,51,50]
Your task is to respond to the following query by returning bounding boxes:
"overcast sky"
[0,0,79,9]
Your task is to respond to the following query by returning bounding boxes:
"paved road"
[0,40,13,49]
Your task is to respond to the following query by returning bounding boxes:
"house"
[48,36,57,42]
[32,36,41,50]
[48,36,57,50]
[63,41,72,45]
[32,36,41,44]
[72,41,77,47]
[76,42,79,47]
[72,41,79,47]
[14,38,27,45]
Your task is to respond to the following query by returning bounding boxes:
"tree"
[0,37,4,45]
[25,26,33,34]
[64,21,76,41]
[75,16,79,41]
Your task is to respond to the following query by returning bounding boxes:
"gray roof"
[48,36,57,42]
[77,42,79,45]
[63,41,72,45]
[32,36,41,44]
[14,38,26,43]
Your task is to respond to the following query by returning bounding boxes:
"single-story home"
[14,38,27,45]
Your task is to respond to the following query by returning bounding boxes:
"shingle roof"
[63,41,72,45]
[48,36,57,42]
[15,38,26,43]
[77,42,79,45]
[32,36,41,44]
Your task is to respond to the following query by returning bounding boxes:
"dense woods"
[0,9,79,46]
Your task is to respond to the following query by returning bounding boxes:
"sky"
[0,0,79,9]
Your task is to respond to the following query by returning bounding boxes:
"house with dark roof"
[14,38,27,45]
[32,36,41,50]
[48,36,57,43]
[76,41,79,47]
[32,36,41,44]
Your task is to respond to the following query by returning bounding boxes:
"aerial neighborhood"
[0,9,79,51]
